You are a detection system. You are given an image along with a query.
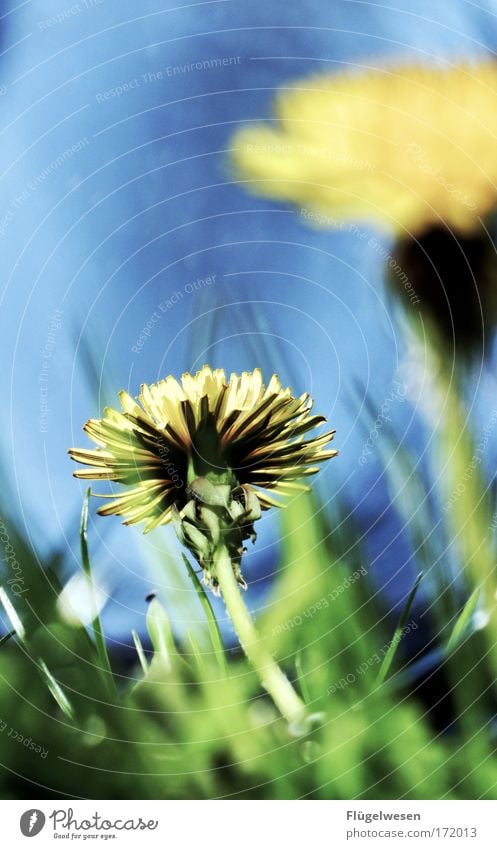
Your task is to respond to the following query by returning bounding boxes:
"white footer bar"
[2,800,495,848]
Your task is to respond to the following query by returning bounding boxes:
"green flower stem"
[80,489,118,701]
[433,360,497,644]
[214,543,309,733]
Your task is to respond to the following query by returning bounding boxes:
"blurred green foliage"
[1,451,497,799]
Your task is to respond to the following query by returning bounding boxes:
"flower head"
[69,367,337,588]
[231,61,497,236]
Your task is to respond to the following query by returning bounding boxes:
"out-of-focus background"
[2,0,497,800]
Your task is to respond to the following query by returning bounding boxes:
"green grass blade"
[182,554,227,675]
[0,585,26,642]
[146,598,175,673]
[0,628,16,648]
[187,630,206,674]
[131,628,149,675]
[375,572,423,687]
[295,647,311,705]
[1,587,75,719]
[446,588,481,653]
[80,488,117,699]
[38,659,75,720]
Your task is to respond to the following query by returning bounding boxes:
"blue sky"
[2,0,497,643]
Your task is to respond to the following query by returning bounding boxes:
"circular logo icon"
[20,810,46,837]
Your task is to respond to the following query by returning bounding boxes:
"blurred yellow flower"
[232,61,497,235]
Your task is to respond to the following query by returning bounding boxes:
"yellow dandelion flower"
[70,367,336,730]
[69,366,336,589]
[231,61,497,236]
